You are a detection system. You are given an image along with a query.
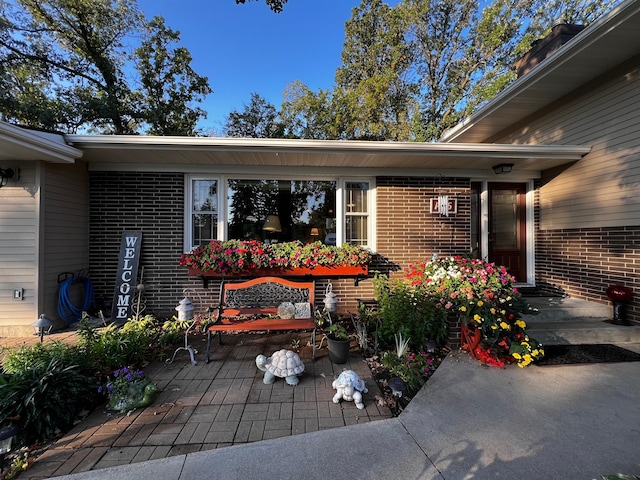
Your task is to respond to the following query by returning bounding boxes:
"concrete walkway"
[49,345,640,480]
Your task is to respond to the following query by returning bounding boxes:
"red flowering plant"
[404,255,543,367]
[179,240,371,274]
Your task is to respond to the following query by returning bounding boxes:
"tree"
[0,0,211,134]
[224,93,284,138]
[235,0,288,13]
[135,17,212,136]
[279,80,334,139]
[332,0,417,141]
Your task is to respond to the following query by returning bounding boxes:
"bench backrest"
[221,277,315,310]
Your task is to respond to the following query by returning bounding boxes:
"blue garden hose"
[58,276,95,323]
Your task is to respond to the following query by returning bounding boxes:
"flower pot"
[327,336,351,364]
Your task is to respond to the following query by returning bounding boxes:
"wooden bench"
[205,277,316,363]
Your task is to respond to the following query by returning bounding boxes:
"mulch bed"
[534,344,640,366]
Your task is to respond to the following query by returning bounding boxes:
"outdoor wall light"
[492,163,514,175]
[0,168,15,187]
[310,227,319,237]
[31,314,53,343]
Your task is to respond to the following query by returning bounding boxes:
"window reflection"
[227,179,337,244]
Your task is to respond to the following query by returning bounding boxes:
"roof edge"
[1,122,83,162]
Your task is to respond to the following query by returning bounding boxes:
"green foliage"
[0,314,191,450]
[224,93,284,138]
[1,341,87,375]
[372,273,448,351]
[0,359,100,446]
[0,0,210,134]
[75,315,165,372]
[326,323,350,341]
[381,350,435,392]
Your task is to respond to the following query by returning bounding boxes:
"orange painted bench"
[205,277,316,363]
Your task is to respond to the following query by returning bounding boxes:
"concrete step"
[522,296,640,345]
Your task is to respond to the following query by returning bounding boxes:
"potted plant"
[321,315,351,364]
[404,255,544,367]
[99,367,158,413]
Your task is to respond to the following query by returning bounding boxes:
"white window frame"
[184,175,224,252]
[184,174,376,252]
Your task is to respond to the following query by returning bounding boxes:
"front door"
[488,183,527,282]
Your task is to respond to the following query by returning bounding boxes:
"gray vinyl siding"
[41,161,90,329]
[0,163,38,335]
[495,61,640,230]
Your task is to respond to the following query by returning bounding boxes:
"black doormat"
[534,344,640,366]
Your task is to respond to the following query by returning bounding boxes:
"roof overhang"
[442,0,640,143]
[0,122,82,163]
[66,134,589,177]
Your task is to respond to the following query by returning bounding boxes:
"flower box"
[188,264,368,278]
[181,240,371,287]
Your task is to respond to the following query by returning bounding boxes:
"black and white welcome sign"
[111,231,142,322]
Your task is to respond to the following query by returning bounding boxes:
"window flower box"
[180,240,371,284]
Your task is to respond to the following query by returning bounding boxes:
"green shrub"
[76,315,166,372]
[1,341,86,375]
[372,274,447,351]
[0,359,100,446]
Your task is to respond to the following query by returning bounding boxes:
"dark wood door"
[488,183,527,282]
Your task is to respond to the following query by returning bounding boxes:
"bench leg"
[206,331,211,364]
[312,327,316,361]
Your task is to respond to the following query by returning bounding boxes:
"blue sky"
[137,1,399,134]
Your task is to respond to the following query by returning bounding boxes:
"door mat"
[534,344,640,366]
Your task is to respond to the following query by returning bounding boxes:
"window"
[185,176,374,250]
[345,181,369,246]
[189,179,218,249]
[227,179,336,244]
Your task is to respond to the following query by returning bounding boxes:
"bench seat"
[205,277,316,363]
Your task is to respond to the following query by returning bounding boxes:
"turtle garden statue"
[332,370,368,409]
[256,349,305,386]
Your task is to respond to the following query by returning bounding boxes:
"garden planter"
[327,336,351,364]
[188,265,368,278]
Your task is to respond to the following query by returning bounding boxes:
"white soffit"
[442,0,640,143]
[0,122,82,163]
[65,135,590,174]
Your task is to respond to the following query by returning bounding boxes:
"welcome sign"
[111,231,142,322]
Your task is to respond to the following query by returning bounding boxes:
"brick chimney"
[515,22,586,77]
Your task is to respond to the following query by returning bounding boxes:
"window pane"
[192,180,217,245]
[346,216,368,246]
[193,180,217,212]
[346,182,368,213]
[491,190,518,250]
[227,179,336,244]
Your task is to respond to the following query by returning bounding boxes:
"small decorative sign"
[430,196,457,216]
[111,231,143,322]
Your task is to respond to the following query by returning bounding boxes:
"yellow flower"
[460,306,467,312]
[477,300,483,307]
[521,341,530,348]
[499,321,510,330]
[473,314,481,321]
[539,348,545,356]
[501,310,506,315]
[491,325,497,330]
[532,349,540,357]
[512,352,522,359]
[516,319,526,328]
[490,308,496,314]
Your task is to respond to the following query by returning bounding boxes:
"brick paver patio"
[6,331,391,479]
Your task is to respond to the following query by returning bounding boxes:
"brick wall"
[535,225,640,324]
[89,173,472,320]
[375,176,471,273]
[89,172,194,318]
